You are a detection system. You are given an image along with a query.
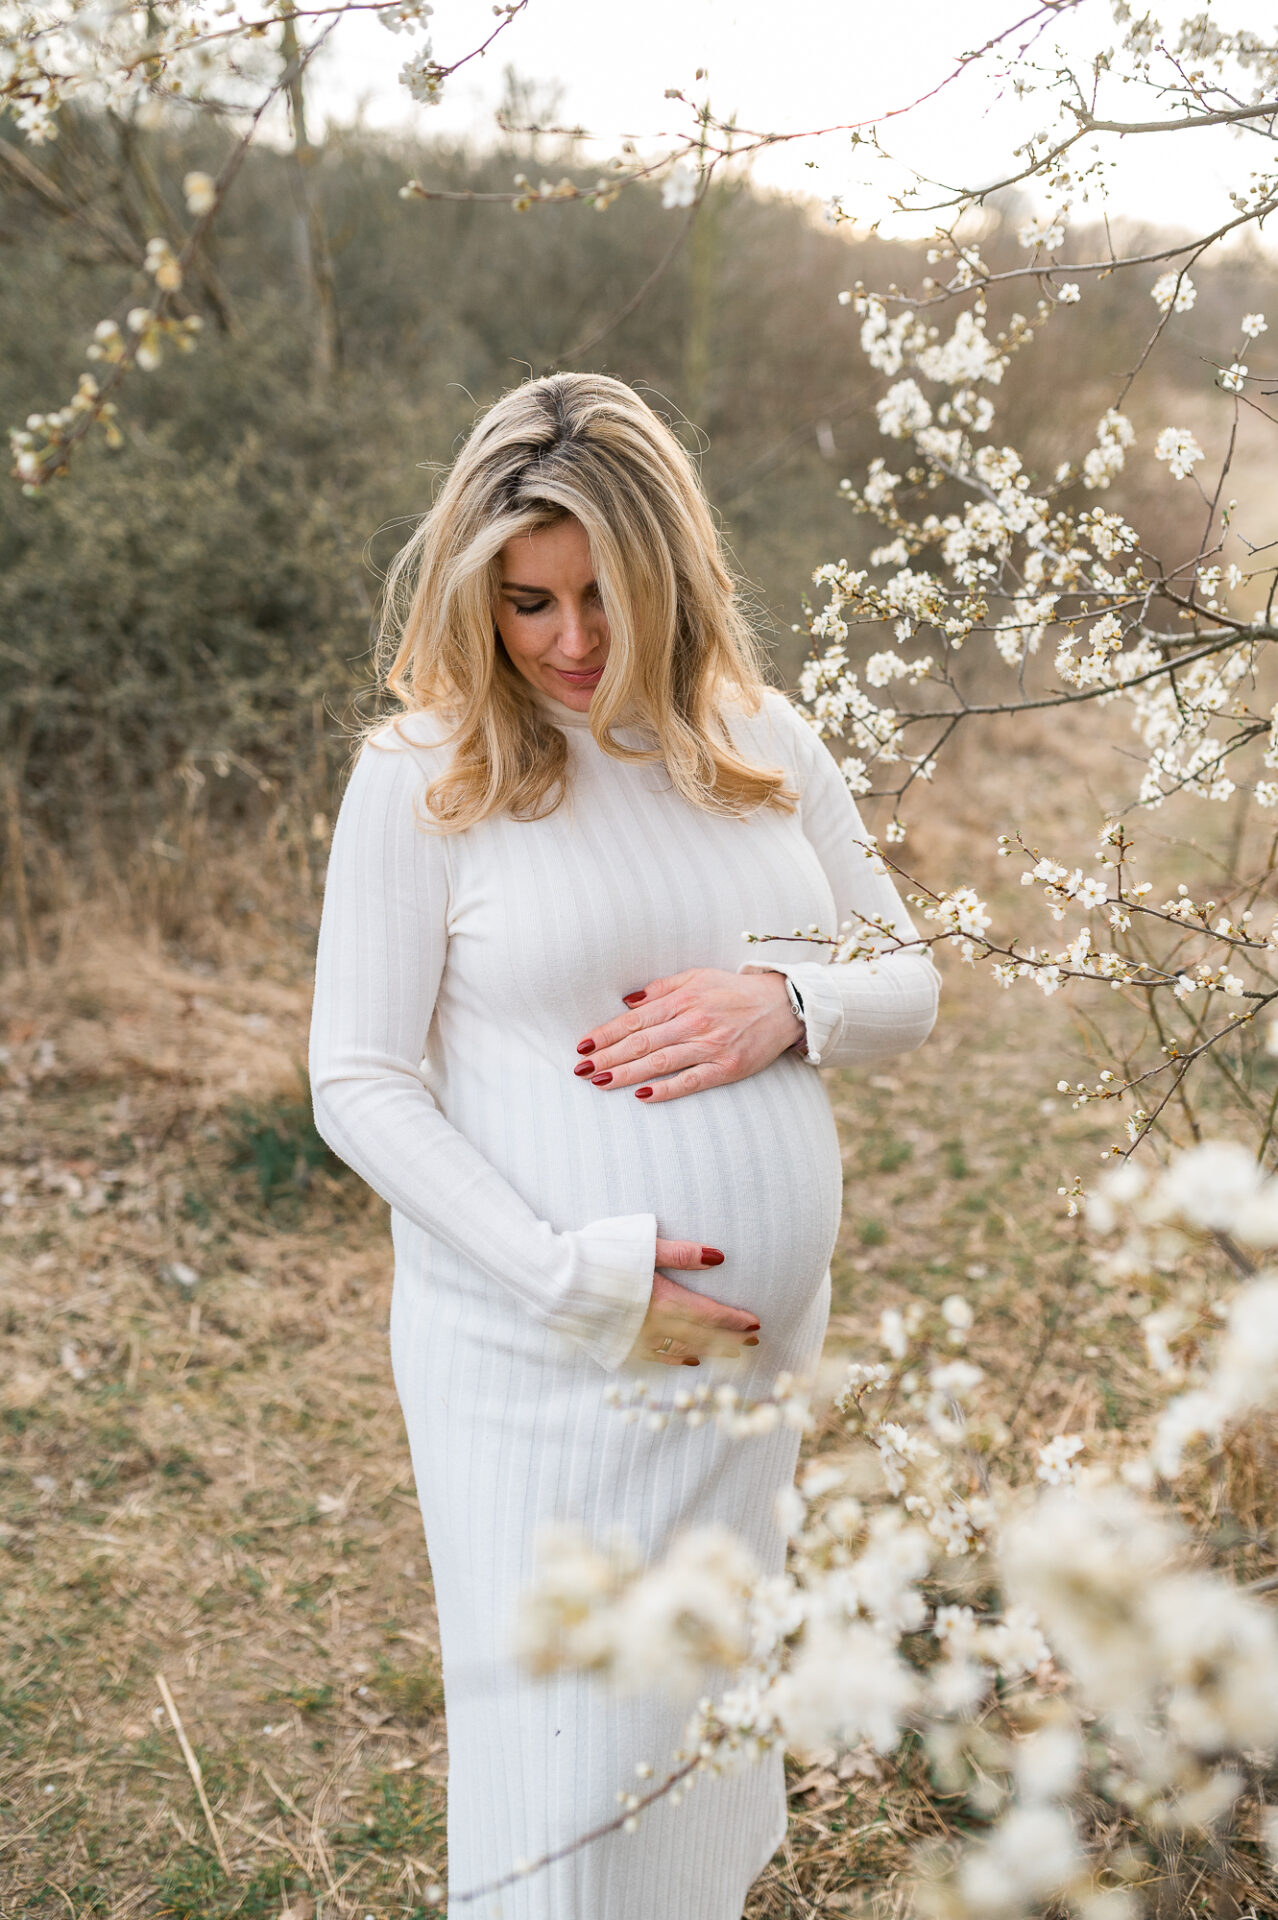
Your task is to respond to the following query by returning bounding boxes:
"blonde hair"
[376,372,795,829]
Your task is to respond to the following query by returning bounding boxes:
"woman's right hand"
[630,1239,762,1367]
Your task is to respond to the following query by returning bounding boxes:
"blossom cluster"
[792,207,1275,865]
[515,1142,1278,1915]
[746,807,1275,1162]
[1084,1142,1278,1479]
[3,0,530,485]
[0,0,457,143]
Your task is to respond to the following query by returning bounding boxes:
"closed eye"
[509,598,551,616]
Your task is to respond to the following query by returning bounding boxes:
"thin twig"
[155,1671,231,1877]
[447,1752,701,1906]
[548,180,709,369]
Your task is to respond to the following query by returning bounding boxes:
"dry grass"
[2,714,1276,1917]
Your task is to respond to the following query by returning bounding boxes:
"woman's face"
[495,516,610,711]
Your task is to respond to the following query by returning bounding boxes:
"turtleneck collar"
[529,684,649,733]
[529,684,597,729]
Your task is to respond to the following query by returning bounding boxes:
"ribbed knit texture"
[309,684,940,1918]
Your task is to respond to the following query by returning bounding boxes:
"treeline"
[0,99,1266,907]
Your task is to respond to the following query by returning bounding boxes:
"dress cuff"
[738,960,838,1066]
[554,1212,657,1371]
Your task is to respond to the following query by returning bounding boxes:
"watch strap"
[781,974,813,1057]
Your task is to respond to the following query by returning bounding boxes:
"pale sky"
[306,0,1269,241]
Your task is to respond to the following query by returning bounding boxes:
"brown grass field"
[2,711,1275,1918]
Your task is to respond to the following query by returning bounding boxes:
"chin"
[546,669,601,705]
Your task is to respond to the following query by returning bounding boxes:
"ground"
[2,717,1272,1916]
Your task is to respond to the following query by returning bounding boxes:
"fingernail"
[573,1061,595,1077]
[682,1358,700,1366]
[591,1071,613,1087]
[576,1039,596,1055]
[744,1336,760,1347]
[636,1086,653,1100]
[701,1247,725,1266]
[622,990,646,1007]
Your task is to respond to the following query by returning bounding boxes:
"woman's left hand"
[573,968,805,1105]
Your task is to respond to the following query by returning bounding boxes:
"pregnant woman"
[308,372,941,1918]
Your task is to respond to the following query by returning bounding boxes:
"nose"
[558,600,603,661]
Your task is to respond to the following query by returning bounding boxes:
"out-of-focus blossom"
[661,163,698,209]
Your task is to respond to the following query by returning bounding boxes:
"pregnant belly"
[449,1051,845,1341]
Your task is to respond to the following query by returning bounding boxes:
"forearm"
[310,737,656,1369]
[310,1062,656,1367]
[740,947,941,1068]
[743,695,943,1070]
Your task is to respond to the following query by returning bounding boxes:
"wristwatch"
[781,974,809,1052]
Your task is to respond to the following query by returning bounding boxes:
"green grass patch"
[338,1768,446,1854]
[943,1139,969,1179]
[269,1679,335,1714]
[155,1848,312,1919]
[225,1087,341,1203]
[372,1651,445,1724]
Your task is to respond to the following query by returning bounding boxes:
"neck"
[529,684,597,729]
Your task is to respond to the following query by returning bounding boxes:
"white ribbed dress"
[308,683,940,1919]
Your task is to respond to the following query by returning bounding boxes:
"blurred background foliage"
[0,83,1267,938]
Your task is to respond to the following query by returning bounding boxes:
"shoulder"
[717,681,823,770]
[364,707,461,761]
[346,709,460,793]
[333,710,463,842]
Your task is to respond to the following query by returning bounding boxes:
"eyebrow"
[500,579,599,594]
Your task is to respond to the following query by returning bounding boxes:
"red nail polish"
[576,1039,596,1056]
[745,1321,761,1332]
[591,1071,613,1087]
[622,990,646,1007]
[682,1358,700,1367]
[744,1336,760,1347]
[701,1247,725,1266]
[573,1061,595,1077]
[636,1086,654,1100]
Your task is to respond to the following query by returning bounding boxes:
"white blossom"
[1151,270,1197,313]
[1082,408,1135,490]
[956,1804,1082,1916]
[928,1359,983,1399]
[875,378,932,439]
[940,1293,973,1335]
[1154,426,1204,479]
[983,1605,1052,1680]
[771,1616,915,1753]
[878,1306,908,1359]
[1013,1722,1083,1803]
[925,887,992,940]
[1036,1434,1084,1485]
[182,171,216,217]
[379,0,432,30]
[1018,213,1066,251]
[399,43,445,105]
[661,163,698,210]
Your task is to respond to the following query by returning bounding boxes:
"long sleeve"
[308,735,656,1371]
[738,694,941,1069]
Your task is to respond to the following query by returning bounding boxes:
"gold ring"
[656,1336,674,1354]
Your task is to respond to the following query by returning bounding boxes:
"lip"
[554,666,604,687]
